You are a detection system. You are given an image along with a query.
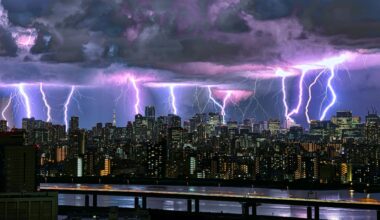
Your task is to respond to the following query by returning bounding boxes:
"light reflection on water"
[48,183,377,220]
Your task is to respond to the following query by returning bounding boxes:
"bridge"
[40,185,380,220]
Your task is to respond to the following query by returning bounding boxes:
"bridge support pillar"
[92,194,97,207]
[194,199,199,213]
[377,210,380,220]
[241,202,249,216]
[251,202,257,217]
[187,199,192,212]
[307,206,312,220]
[85,194,89,207]
[314,206,319,220]
[134,197,139,209]
[142,196,147,209]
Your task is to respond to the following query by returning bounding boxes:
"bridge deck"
[40,185,380,210]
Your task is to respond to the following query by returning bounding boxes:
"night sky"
[0,0,379,128]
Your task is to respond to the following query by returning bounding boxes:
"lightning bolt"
[305,70,325,123]
[276,69,292,124]
[221,91,232,124]
[277,53,349,125]
[207,86,223,112]
[169,85,177,115]
[287,69,307,120]
[18,83,32,118]
[64,86,75,132]
[319,66,337,121]
[2,94,13,121]
[130,77,140,115]
[39,83,52,122]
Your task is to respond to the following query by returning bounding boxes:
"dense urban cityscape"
[3,106,378,186]
[2,0,380,219]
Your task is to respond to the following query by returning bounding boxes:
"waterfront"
[41,183,378,219]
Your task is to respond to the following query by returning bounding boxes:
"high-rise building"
[145,106,155,119]
[268,119,281,135]
[112,109,117,127]
[22,118,35,144]
[56,146,68,162]
[0,120,7,132]
[166,114,181,128]
[69,116,79,132]
[100,157,111,176]
[76,157,83,177]
[0,132,36,192]
[147,140,167,178]
[79,131,86,155]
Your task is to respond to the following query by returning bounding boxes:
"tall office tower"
[365,112,380,144]
[76,157,83,177]
[22,117,35,144]
[56,146,68,162]
[268,119,281,135]
[208,113,222,126]
[0,120,7,132]
[134,114,148,142]
[147,140,167,178]
[0,132,36,192]
[69,116,79,132]
[79,131,86,155]
[95,122,103,137]
[145,106,155,139]
[126,121,133,139]
[100,157,111,176]
[167,114,181,128]
[145,106,155,119]
[112,109,117,127]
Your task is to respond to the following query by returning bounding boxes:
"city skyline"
[1,103,375,131]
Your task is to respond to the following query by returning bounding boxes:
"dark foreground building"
[0,131,36,192]
[0,131,58,219]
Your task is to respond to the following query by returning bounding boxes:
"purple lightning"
[2,94,13,121]
[17,84,32,118]
[64,86,75,132]
[320,67,337,121]
[305,70,325,123]
[286,69,308,122]
[278,53,350,125]
[317,54,350,120]
[39,83,52,122]
[276,69,293,123]
[207,86,223,112]
[169,85,177,115]
[129,77,141,115]
[221,91,232,124]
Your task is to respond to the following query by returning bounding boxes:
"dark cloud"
[0,0,379,78]
[241,0,294,20]
[215,9,250,33]
[0,27,17,56]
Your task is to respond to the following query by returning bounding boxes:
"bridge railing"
[40,187,380,220]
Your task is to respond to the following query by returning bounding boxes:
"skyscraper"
[112,109,117,127]
[0,132,36,192]
[0,120,7,132]
[145,106,155,119]
[69,116,79,132]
